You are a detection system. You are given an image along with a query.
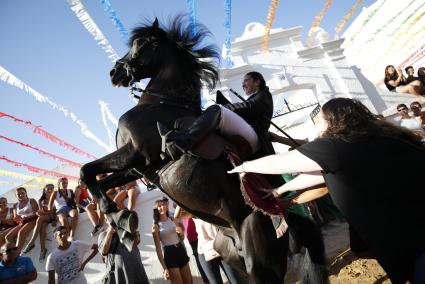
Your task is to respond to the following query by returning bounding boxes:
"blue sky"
[0,0,376,195]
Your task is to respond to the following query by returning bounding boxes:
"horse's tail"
[286,211,328,284]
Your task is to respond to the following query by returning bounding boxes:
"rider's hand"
[260,188,280,200]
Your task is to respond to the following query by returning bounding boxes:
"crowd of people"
[0,177,143,284]
[384,65,425,97]
[395,100,425,138]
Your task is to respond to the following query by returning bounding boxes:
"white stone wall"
[216,22,423,140]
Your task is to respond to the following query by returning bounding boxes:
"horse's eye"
[152,41,158,47]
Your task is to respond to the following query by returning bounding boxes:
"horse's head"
[110,19,165,87]
[110,16,220,100]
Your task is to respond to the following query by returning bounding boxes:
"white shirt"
[193,219,218,256]
[46,241,93,284]
[400,117,423,132]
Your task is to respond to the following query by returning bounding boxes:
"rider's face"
[242,76,260,96]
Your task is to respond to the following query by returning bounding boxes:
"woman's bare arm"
[229,150,322,175]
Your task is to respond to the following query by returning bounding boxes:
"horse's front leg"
[80,142,142,233]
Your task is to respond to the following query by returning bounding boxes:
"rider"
[163,71,277,170]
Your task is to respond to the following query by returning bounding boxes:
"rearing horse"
[81,16,327,283]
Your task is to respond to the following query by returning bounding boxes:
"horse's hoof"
[115,209,139,234]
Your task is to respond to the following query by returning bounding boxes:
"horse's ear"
[152,18,159,29]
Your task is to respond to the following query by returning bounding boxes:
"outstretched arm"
[229,150,322,175]
[275,172,325,196]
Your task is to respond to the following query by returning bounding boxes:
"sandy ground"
[287,221,391,284]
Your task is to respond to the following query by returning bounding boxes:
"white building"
[215,21,421,152]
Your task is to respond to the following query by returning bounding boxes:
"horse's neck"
[145,66,200,102]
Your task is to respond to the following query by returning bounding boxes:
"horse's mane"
[129,15,220,92]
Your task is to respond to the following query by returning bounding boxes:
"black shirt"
[298,137,425,283]
[405,75,420,85]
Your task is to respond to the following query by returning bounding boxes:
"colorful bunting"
[99,0,129,42]
[223,0,233,67]
[0,66,112,153]
[346,0,386,43]
[0,156,79,181]
[186,0,197,37]
[334,0,363,36]
[0,169,60,184]
[262,0,279,52]
[370,7,425,69]
[0,135,83,168]
[0,112,97,160]
[0,181,41,189]
[306,0,333,48]
[67,0,120,62]
[99,100,118,149]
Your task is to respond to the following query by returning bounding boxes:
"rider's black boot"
[158,105,222,160]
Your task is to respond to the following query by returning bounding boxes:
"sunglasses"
[397,107,408,112]
[2,247,18,253]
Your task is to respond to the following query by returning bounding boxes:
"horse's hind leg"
[80,143,141,234]
[286,211,328,284]
[241,212,288,284]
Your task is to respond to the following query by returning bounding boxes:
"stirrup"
[157,122,188,160]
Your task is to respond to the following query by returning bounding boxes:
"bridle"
[115,36,159,87]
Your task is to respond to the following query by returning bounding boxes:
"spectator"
[396,103,425,137]
[152,197,192,284]
[229,98,425,283]
[112,181,140,211]
[21,184,57,262]
[98,217,149,284]
[0,197,16,248]
[417,67,425,96]
[384,65,422,96]
[74,179,91,213]
[194,219,247,284]
[174,208,209,284]
[404,66,420,85]
[74,179,103,237]
[410,101,425,129]
[5,187,39,253]
[48,178,79,241]
[0,241,37,283]
[175,206,246,284]
[46,226,98,284]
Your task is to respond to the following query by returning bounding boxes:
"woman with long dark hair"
[0,197,16,248]
[22,184,57,261]
[229,98,425,283]
[384,65,422,96]
[48,178,79,241]
[5,187,39,253]
[152,197,192,284]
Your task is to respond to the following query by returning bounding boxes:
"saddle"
[161,116,253,161]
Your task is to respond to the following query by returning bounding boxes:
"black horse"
[81,16,327,283]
